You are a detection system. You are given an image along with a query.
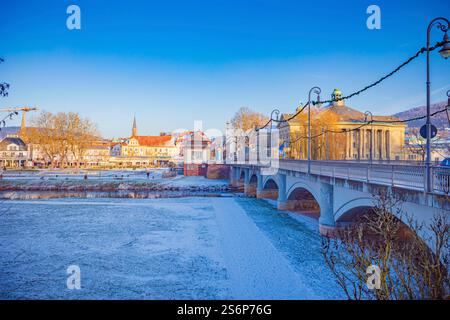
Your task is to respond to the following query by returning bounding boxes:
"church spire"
[132,114,137,136]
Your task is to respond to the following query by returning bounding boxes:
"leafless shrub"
[322,190,449,300]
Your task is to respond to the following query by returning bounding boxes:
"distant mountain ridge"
[393,101,448,129]
[0,126,20,140]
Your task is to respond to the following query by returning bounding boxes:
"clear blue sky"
[1,0,449,138]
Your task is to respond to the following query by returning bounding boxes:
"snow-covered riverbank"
[0,172,231,193]
[0,197,344,299]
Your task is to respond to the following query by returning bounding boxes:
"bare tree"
[0,57,9,97]
[322,190,449,300]
[29,111,99,167]
[66,112,99,167]
[284,108,347,160]
[405,128,449,162]
[231,107,269,131]
[29,112,61,167]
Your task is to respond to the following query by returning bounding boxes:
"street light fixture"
[268,109,280,159]
[446,90,450,127]
[270,109,280,127]
[307,86,321,175]
[438,32,450,58]
[425,17,449,193]
[364,111,374,165]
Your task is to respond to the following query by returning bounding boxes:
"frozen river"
[0,176,344,299]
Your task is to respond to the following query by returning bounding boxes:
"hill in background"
[393,101,448,130]
[0,126,20,140]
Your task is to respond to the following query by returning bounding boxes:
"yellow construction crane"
[0,107,38,134]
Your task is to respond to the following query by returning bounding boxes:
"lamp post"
[307,87,321,175]
[446,90,450,127]
[253,124,259,164]
[425,17,450,193]
[364,111,374,165]
[269,109,280,159]
[270,109,280,129]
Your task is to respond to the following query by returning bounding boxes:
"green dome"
[332,89,343,100]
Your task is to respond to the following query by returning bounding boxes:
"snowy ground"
[0,170,230,196]
[0,169,228,186]
[0,168,171,181]
[160,175,228,187]
[0,196,344,299]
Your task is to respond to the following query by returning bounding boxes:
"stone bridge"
[231,160,450,238]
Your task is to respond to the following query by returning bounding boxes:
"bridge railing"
[433,166,450,195]
[280,159,427,190]
[236,159,449,195]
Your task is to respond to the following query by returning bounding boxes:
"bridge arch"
[284,183,321,219]
[258,177,279,200]
[239,169,246,180]
[249,174,258,185]
[244,173,258,197]
[234,168,246,191]
[333,198,421,243]
[286,182,320,204]
[334,197,374,224]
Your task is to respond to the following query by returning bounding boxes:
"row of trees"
[29,111,99,167]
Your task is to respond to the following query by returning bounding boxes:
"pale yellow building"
[110,116,177,166]
[278,89,407,161]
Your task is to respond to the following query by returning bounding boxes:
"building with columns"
[278,89,407,161]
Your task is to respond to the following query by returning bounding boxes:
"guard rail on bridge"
[235,159,450,195]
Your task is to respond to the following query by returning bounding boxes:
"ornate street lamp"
[268,108,280,159]
[364,111,374,165]
[446,90,450,126]
[307,86,321,175]
[270,109,280,128]
[438,32,450,58]
[425,17,449,193]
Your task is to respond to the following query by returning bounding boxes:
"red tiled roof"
[132,135,172,146]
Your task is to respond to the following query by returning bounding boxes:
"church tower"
[132,115,137,136]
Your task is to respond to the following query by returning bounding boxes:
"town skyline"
[1,1,449,303]
[1,0,449,137]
